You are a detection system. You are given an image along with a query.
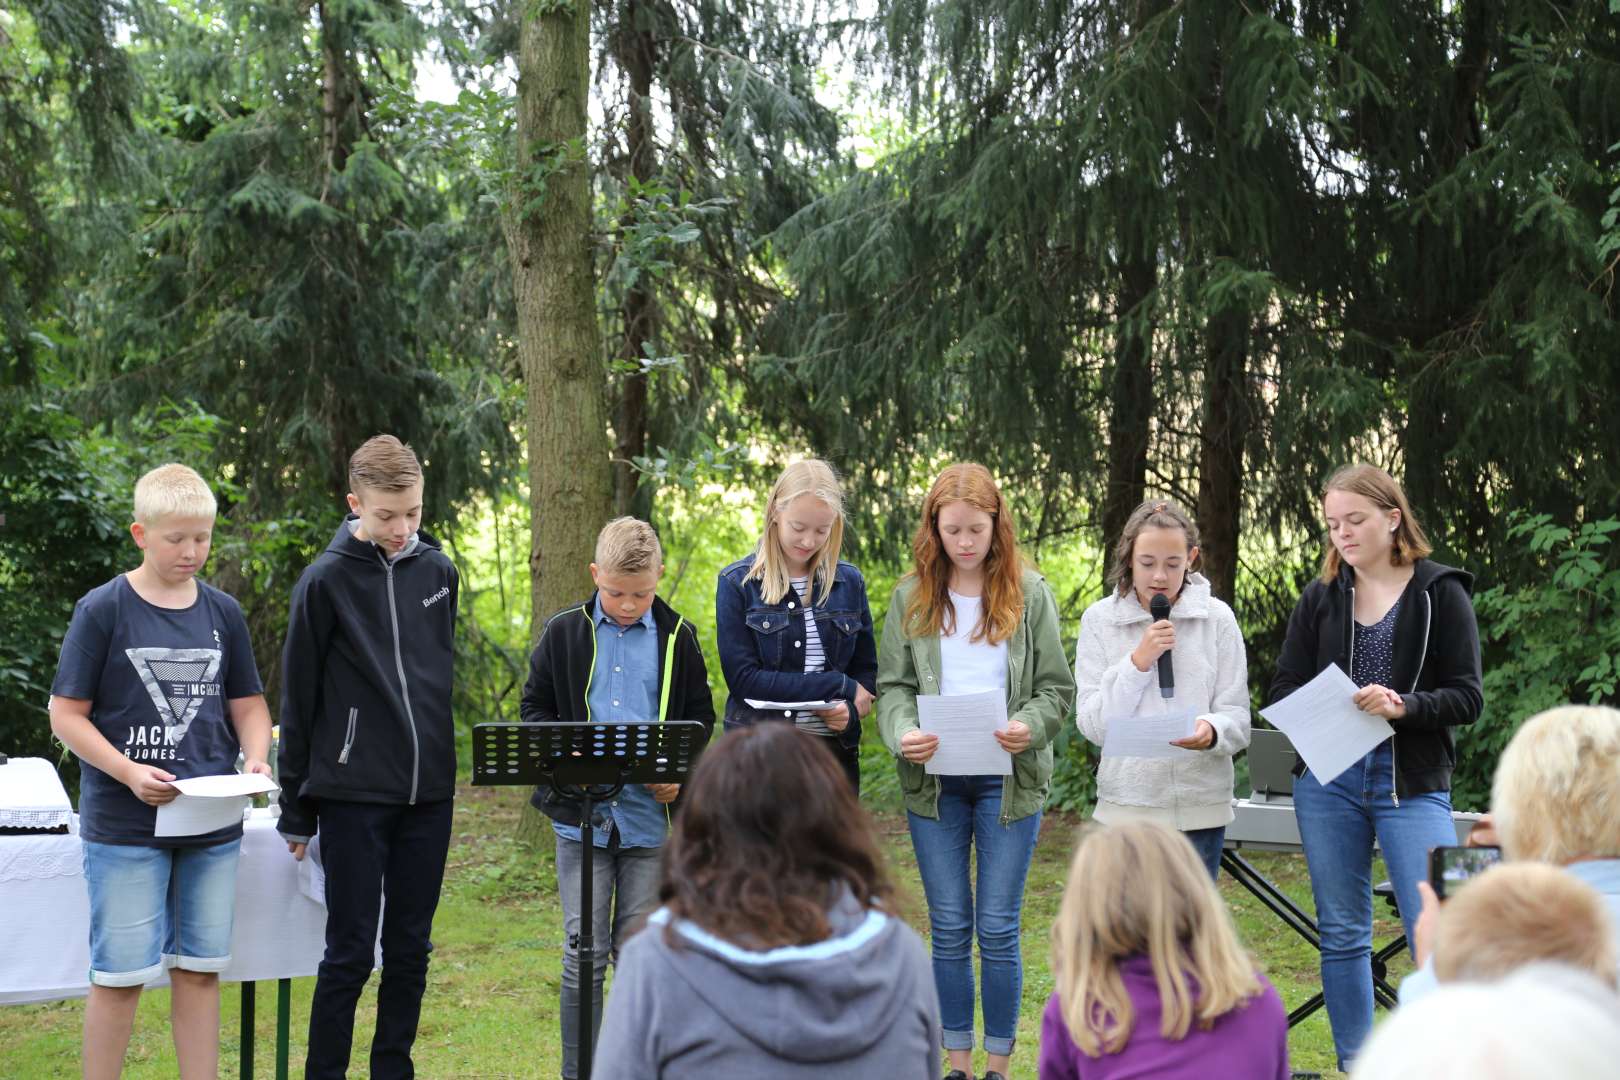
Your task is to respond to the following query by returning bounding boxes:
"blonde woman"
[877,463,1075,1080]
[715,459,877,790]
[1041,823,1289,1079]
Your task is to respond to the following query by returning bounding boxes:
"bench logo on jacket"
[123,646,223,755]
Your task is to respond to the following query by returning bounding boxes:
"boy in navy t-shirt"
[48,463,272,1079]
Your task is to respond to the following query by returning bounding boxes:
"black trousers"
[304,798,453,1080]
[823,733,862,795]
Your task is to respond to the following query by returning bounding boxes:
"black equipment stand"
[471,720,707,1080]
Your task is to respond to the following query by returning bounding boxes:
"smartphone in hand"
[1429,844,1503,900]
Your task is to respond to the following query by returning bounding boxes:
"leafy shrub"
[1457,514,1620,809]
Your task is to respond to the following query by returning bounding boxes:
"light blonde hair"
[1492,705,1620,864]
[905,463,1024,645]
[348,434,422,495]
[1434,863,1616,988]
[1050,823,1263,1056]
[1108,499,1201,597]
[1349,968,1620,1080]
[1319,464,1433,583]
[594,516,663,576]
[133,464,217,525]
[745,459,845,606]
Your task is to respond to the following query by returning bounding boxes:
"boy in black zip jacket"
[520,517,714,1080]
[276,435,458,1080]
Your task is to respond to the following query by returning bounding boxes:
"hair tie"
[1152,502,1167,514]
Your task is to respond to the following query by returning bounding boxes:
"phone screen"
[1429,845,1503,900]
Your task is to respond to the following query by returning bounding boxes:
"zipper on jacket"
[338,707,358,764]
[383,558,423,805]
[580,605,598,723]
[991,634,1017,829]
[1345,584,1357,694]
[1348,585,1398,804]
[1391,591,1434,808]
[659,618,684,831]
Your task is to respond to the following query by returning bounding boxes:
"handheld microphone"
[1149,593,1174,699]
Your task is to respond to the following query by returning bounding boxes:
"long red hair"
[904,463,1025,645]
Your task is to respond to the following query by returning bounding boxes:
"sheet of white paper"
[917,690,1012,776]
[154,794,250,837]
[298,833,326,907]
[1101,709,1200,760]
[743,698,840,711]
[169,773,279,798]
[1259,664,1394,785]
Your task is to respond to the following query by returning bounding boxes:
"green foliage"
[1457,513,1620,809]
[766,0,1620,594]
[29,0,525,700]
[607,180,731,295]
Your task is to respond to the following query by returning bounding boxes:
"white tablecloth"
[0,756,73,831]
[0,808,329,1005]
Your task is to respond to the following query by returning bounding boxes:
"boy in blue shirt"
[276,434,458,1080]
[49,463,272,1080]
[520,516,714,1079]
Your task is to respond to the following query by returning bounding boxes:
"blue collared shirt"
[552,598,669,850]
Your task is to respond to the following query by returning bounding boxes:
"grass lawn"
[0,780,1410,1078]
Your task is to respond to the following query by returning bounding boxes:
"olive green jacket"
[876,568,1076,823]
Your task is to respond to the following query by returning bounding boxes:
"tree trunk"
[317,1,358,182]
[1101,257,1157,549]
[612,0,658,519]
[1196,309,1248,603]
[508,0,613,636]
[1099,0,1170,551]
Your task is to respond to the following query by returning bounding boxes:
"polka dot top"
[1351,596,1402,689]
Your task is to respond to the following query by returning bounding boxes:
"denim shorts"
[81,838,241,987]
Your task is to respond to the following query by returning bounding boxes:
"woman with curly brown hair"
[590,722,941,1078]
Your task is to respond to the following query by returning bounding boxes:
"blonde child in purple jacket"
[1040,823,1288,1080]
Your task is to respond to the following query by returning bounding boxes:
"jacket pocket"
[826,610,861,636]
[817,609,861,669]
[1011,746,1048,804]
[744,609,791,634]
[898,758,928,796]
[744,607,791,667]
[338,707,358,765]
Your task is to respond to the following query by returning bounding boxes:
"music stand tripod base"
[471,720,708,1080]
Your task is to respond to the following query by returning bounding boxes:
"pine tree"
[765,0,1620,612]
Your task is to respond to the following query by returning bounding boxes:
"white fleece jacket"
[1074,574,1250,830]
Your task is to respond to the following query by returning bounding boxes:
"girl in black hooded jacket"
[1269,464,1482,1071]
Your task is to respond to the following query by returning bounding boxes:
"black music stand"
[471,720,707,1080]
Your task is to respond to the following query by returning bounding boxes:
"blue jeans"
[1293,741,1454,1070]
[1184,825,1225,881]
[554,838,662,1080]
[82,838,241,986]
[906,774,1041,1057]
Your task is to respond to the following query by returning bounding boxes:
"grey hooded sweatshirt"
[590,894,941,1078]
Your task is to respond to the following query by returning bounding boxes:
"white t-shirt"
[939,591,1009,696]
